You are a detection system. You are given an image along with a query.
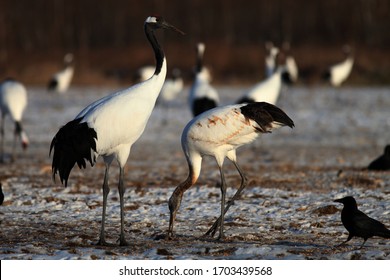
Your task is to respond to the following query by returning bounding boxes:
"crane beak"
[162,21,185,35]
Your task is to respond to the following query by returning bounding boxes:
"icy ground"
[0,85,389,259]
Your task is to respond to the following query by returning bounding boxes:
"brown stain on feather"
[207,115,227,127]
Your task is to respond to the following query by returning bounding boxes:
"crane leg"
[97,166,110,246]
[205,161,248,237]
[11,127,18,162]
[217,165,228,240]
[118,167,129,246]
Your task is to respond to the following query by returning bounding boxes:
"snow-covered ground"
[0,84,389,259]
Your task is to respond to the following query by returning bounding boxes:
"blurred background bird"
[323,45,354,87]
[0,78,29,162]
[367,144,390,171]
[188,42,219,117]
[47,53,74,93]
[157,68,184,105]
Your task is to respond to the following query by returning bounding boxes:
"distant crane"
[48,53,74,93]
[280,42,299,84]
[168,102,294,239]
[158,68,184,105]
[323,45,354,87]
[50,16,184,246]
[0,79,29,162]
[264,42,279,78]
[189,43,219,117]
[135,65,155,82]
[236,67,283,105]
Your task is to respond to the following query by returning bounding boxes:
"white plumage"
[168,102,294,239]
[324,45,354,87]
[77,75,165,160]
[236,68,283,105]
[264,42,279,78]
[283,56,299,83]
[327,57,354,87]
[158,68,183,104]
[189,42,219,117]
[0,79,29,162]
[50,16,184,246]
[136,65,155,82]
[281,42,299,84]
[48,53,74,93]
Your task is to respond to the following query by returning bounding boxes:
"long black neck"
[145,24,165,76]
[15,121,23,135]
[195,51,203,73]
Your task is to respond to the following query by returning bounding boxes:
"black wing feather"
[50,118,97,187]
[240,102,294,132]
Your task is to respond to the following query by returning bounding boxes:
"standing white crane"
[264,41,279,78]
[0,78,29,162]
[168,102,294,239]
[50,16,184,246]
[323,45,354,87]
[48,53,74,93]
[236,67,283,105]
[189,42,219,117]
[280,42,299,84]
[158,68,184,105]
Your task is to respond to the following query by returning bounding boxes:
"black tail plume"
[50,118,97,187]
[240,102,294,132]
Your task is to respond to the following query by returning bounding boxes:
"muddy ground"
[0,85,389,259]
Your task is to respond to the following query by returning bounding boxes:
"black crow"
[334,196,390,248]
[368,145,390,171]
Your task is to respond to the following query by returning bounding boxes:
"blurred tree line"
[0,0,388,84]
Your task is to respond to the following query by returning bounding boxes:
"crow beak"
[334,198,342,203]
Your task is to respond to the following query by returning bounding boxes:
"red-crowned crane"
[158,68,184,105]
[48,53,74,93]
[280,42,299,84]
[323,45,354,87]
[50,16,184,246]
[264,41,279,78]
[189,42,219,117]
[168,102,294,240]
[0,78,29,162]
[236,67,283,105]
